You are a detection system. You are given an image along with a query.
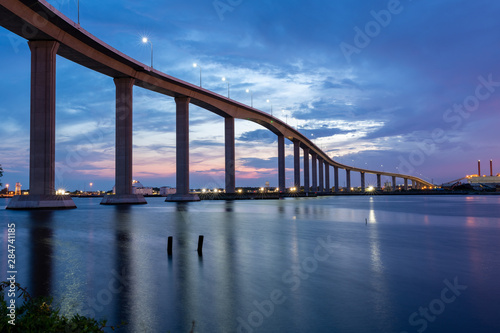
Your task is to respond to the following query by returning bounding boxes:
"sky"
[1,0,500,191]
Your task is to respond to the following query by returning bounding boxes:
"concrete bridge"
[1,0,433,209]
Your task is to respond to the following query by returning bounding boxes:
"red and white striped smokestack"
[478,160,481,177]
[491,159,493,177]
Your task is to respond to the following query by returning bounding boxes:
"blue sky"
[1,0,500,191]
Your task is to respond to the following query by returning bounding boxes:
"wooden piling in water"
[197,235,204,255]
[167,236,173,255]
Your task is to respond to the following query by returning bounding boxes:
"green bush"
[0,281,125,332]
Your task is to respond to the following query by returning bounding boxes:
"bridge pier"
[225,117,236,194]
[166,97,200,202]
[392,176,397,191]
[293,139,300,190]
[360,172,365,191]
[325,163,330,192]
[404,178,409,191]
[334,166,339,193]
[278,135,286,193]
[377,174,382,190]
[318,158,324,192]
[412,180,416,189]
[8,41,76,209]
[101,78,146,205]
[346,169,351,192]
[303,147,310,193]
[311,153,318,192]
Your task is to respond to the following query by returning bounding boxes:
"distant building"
[112,180,154,195]
[466,175,500,187]
[15,182,21,195]
[132,180,153,195]
[160,186,176,196]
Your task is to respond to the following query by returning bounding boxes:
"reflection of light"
[369,209,377,224]
[466,216,477,226]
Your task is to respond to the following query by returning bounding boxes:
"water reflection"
[112,206,132,331]
[28,211,54,298]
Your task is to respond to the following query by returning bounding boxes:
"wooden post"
[197,235,204,255]
[167,236,173,255]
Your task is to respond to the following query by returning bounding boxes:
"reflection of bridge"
[2,0,432,209]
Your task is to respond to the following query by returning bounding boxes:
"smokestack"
[491,159,493,177]
[478,160,481,177]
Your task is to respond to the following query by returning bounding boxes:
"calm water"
[1,195,500,333]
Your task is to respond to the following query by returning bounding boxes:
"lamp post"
[267,99,273,116]
[282,109,288,124]
[5,184,9,195]
[142,37,153,69]
[193,63,202,87]
[222,77,230,98]
[77,0,80,25]
[246,89,253,107]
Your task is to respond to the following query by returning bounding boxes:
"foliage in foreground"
[0,281,126,332]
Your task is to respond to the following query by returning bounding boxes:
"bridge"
[1,0,433,209]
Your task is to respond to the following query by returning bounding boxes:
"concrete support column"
[8,41,75,209]
[303,147,310,193]
[404,178,408,191]
[318,158,324,192]
[360,172,365,191]
[346,169,351,192]
[311,153,318,192]
[377,174,382,190]
[101,78,146,205]
[334,166,339,193]
[114,78,135,196]
[412,180,416,189]
[293,140,300,190]
[166,97,200,201]
[225,117,236,194]
[278,135,286,193]
[392,176,397,191]
[325,164,330,193]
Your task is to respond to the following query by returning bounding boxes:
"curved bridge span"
[1,0,432,208]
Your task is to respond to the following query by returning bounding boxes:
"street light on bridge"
[222,77,230,98]
[246,89,253,107]
[266,99,273,116]
[193,63,202,87]
[142,37,153,69]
